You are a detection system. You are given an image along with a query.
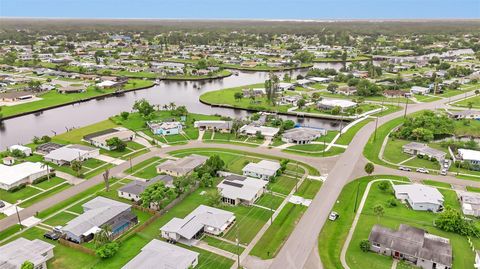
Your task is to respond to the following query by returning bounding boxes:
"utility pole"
[15,201,22,228]
[323,134,326,157]
[353,180,360,213]
[129,157,133,173]
[270,189,273,224]
[373,116,379,141]
[236,223,240,268]
[403,97,409,118]
[295,161,299,192]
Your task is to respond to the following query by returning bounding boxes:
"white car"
[416,168,429,174]
[329,211,339,221]
[399,166,411,172]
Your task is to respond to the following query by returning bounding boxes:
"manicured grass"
[318,175,410,269]
[336,118,374,145]
[467,186,480,193]
[34,177,66,190]
[370,105,402,117]
[452,94,480,109]
[268,175,298,195]
[249,203,307,259]
[382,138,412,164]
[1,80,154,118]
[422,180,451,189]
[255,192,285,210]
[223,205,273,245]
[453,119,480,138]
[202,235,244,254]
[283,145,345,157]
[168,147,319,176]
[43,211,79,227]
[19,182,71,208]
[344,178,478,269]
[0,224,23,242]
[294,179,323,199]
[0,186,42,204]
[53,120,118,144]
[402,156,440,170]
[287,143,326,152]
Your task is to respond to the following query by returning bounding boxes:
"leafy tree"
[106,137,127,151]
[279,159,290,173]
[21,261,34,269]
[10,149,26,158]
[173,174,196,194]
[255,130,265,140]
[282,120,295,130]
[297,99,306,108]
[197,155,225,177]
[140,181,176,209]
[435,206,479,237]
[283,73,291,82]
[386,198,398,208]
[292,50,315,63]
[364,162,374,176]
[96,242,120,259]
[373,204,385,221]
[234,92,243,102]
[206,189,223,207]
[70,160,83,176]
[331,106,341,115]
[327,83,338,93]
[394,111,454,141]
[199,173,214,187]
[172,105,188,117]
[93,225,112,247]
[133,99,154,117]
[359,239,370,252]
[120,111,130,120]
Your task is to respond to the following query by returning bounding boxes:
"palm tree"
[467,101,473,110]
[162,104,169,110]
[169,102,176,111]
[41,163,51,182]
[93,225,113,247]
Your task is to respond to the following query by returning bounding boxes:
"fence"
[59,238,95,256]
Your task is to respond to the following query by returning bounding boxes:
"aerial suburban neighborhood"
[0,2,479,269]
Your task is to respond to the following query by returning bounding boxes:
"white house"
[8,145,32,156]
[239,125,280,137]
[121,239,199,269]
[0,162,50,191]
[44,144,99,165]
[0,238,55,269]
[194,120,232,133]
[160,205,235,245]
[410,86,430,95]
[118,175,174,202]
[393,184,444,212]
[458,149,480,170]
[317,99,357,112]
[282,127,326,144]
[83,127,136,150]
[242,160,281,180]
[217,174,267,205]
[147,121,182,136]
[457,191,480,217]
[156,154,208,177]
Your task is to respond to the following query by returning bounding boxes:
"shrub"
[96,242,120,259]
[32,173,56,184]
[378,181,390,192]
[359,239,371,252]
[8,183,27,193]
[386,198,398,208]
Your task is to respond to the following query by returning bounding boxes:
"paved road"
[269,89,478,269]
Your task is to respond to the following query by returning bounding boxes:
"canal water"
[0,62,350,148]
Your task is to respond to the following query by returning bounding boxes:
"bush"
[96,242,120,259]
[359,239,371,252]
[378,181,390,192]
[386,198,398,208]
[7,183,27,193]
[32,173,56,184]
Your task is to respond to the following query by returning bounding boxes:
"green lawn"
[255,192,285,210]
[223,205,273,245]
[452,94,480,109]
[43,211,79,227]
[34,177,66,190]
[0,224,23,242]
[202,235,244,254]
[336,118,374,145]
[249,203,307,259]
[294,179,323,199]
[382,138,412,164]
[168,147,319,176]
[1,79,154,118]
[268,176,298,195]
[19,182,71,208]
[422,180,451,189]
[0,186,42,204]
[344,179,478,269]
[53,119,118,144]
[318,175,410,269]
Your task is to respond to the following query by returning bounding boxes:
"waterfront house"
[83,127,135,150]
[194,120,232,133]
[282,127,326,144]
[317,98,357,112]
[147,121,183,136]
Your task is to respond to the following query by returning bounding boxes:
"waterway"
[0,62,351,148]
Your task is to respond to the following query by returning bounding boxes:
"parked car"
[329,211,339,221]
[53,226,63,233]
[416,168,429,174]
[0,200,5,208]
[43,231,61,241]
[399,166,411,171]
[440,169,447,176]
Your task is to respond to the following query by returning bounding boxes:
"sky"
[0,0,479,19]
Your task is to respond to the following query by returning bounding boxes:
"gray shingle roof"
[0,238,54,269]
[119,175,173,196]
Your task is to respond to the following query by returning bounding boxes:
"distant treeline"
[1,18,479,35]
